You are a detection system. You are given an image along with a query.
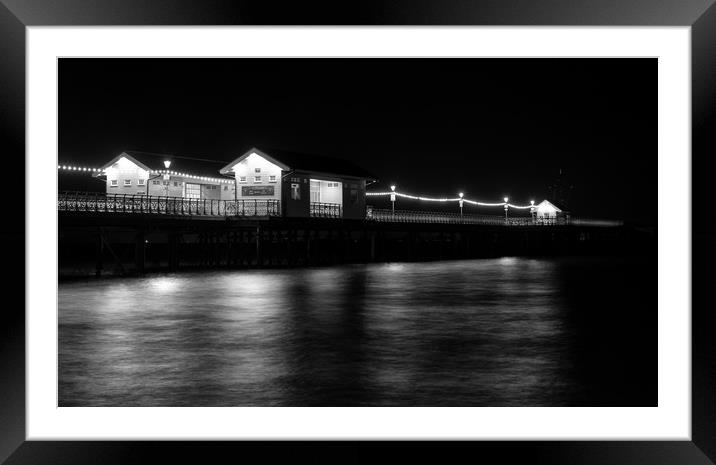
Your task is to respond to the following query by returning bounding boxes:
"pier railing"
[366,208,535,225]
[310,202,342,218]
[57,192,622,226]
[58,191,281,217]
[365,208,621,226]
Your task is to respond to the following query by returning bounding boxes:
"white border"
[27,27,691,440]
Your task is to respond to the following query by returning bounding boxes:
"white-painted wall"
[104,156,150,196]
[536,200,560,218]
[104,156,235,199]
[228,152,283,201]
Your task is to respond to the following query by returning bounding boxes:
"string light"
[367,190,535,209]
[148,170,234,184]
[57,165,103,173]
[58,165,233,184]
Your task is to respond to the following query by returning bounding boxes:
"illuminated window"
[269,175,277,183]
[254,176,262,183]
[185,183,201,199]
[124,179,131,186]
[110,179,118,187]
[239,176,247,183]
[138,179,145,186]
[310,180,320,203]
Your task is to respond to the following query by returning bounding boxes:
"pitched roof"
[537,199,565,212]
[220,147,378,181]
[97,151,232,180]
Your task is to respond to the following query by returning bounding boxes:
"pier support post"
[168,233,179,271]
[135,230,145,274]
[255,224,262,267]
[305,229,312,265]
[286,230,293,267]
[95,231,103,277]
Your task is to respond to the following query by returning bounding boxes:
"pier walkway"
[58,191,621,227]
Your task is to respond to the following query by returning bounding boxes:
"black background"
[59,58,656,224]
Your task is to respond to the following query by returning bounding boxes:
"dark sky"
[59,58,656,224]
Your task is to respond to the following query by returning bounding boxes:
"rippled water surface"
[59,257,656,406]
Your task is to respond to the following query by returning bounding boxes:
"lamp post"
[458,192,464,218]
[504,196,509,222]
[163,160,172,197]
[390,185,396,219]
[530,200,535,223]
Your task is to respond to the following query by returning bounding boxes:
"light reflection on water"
[58,257,656,406]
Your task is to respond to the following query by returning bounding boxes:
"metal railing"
[57,192,622,227]
[58,191,281,217]
[366,208,572,226]
[310,202,342,218]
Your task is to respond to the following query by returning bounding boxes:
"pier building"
[91,148,377,220]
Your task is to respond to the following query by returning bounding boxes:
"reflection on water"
[59,257,656,406]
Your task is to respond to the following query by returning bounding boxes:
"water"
[58,257,656,406]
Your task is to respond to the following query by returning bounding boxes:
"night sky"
[59,58,656,225]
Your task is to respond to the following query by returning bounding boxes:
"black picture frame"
[2,1,713,463]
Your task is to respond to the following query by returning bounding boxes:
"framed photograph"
[3,0,713,463]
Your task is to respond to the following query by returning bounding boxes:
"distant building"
[547,168,574,210]
[534,199,565,220]
[93,148,377,220]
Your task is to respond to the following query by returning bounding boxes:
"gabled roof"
[537,199,565,212]
[220,147,378,181]
[96,151,232,180]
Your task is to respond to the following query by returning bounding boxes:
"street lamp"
[504,196,509,222]
[458,192,464,218]
[390,185,396,218]
[530,200,535,222]
[162,160,172,196]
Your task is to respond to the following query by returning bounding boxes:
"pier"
[57,191,645,277]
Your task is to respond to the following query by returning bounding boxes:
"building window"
[110,179,118,187]
[163,181,169,186]
[310,180,320,203]
[350,189,359,205]
[239,176,247,183]
[138,179,145,186]
[185,183,201,199]
[269,175,277,183]
[255,168,261,173]
[152,180,160,185]
[138,191,145,195]
[124,179,132,186]
[254,176,262,183]
[327,182,340,188]
[174,181,180,187]
[224,185,228,191]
